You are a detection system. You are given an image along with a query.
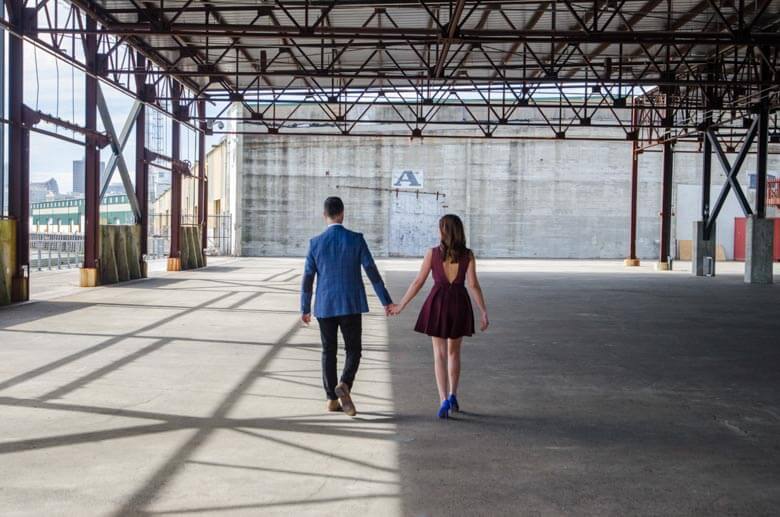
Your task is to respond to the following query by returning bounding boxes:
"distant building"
[150,169,171,201]
[72,160,107,194]
[31,194,134,233]
[104,184,127,196]
[29,178,60,204]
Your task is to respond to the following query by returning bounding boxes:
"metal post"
[197,99,207,263]
[626,100,640,266]
[81,16,100,287]
[659,138,674,269]
[8,0,29,301]
[756,48,770,219]
[168,83,182,271]
[701,68,713,231]
[0,0,5,216]
[134,52,148,276]
[692,68,716,277]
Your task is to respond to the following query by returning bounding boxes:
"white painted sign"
[392,169,424,189]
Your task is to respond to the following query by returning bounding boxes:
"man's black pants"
[317,314,362,401]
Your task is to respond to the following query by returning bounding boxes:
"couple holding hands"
[301,197,489,419]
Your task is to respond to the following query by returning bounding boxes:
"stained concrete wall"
[235,105,780,259]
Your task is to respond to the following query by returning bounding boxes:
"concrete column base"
[167,257,182,272]
[692,221,716,277]
[79,268,99,287]
[655,262,672,271]
[624,258,640,267]
[745,216,774,284]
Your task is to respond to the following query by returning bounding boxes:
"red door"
[734,217,780,261]
[774,219,780,261]
[734,217,746,261]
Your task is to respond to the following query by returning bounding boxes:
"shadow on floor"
[385,271,780,517]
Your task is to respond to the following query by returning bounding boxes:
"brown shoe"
[335,382,357,416]
[327,399,342,412]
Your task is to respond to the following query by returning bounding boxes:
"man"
[301,197,395,416]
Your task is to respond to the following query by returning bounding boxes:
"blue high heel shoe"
[437,399,451,419]
[448,394,459,412]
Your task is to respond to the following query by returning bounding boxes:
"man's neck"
[327,219,344,227]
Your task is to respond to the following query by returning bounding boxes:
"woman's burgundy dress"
[414,247,475,339]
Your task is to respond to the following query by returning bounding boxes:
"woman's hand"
[390,304,404,316]
[480,312,489,332]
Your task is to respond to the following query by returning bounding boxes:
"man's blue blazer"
[301,224,392,318]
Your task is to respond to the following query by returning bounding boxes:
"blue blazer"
[301,225,392,318]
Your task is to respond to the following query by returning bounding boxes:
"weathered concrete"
[233,105,780,260]
[745,216,775,284]
[0,258,778,516]
[692,221,716,277]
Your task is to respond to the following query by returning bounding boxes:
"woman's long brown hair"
[439,214,469,263]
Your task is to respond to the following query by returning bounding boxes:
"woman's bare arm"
[394,249,433,313]
[466,253,489,331]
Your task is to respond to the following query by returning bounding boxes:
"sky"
[8,39,202,194]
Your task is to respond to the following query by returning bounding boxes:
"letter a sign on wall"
[392,170,424,189]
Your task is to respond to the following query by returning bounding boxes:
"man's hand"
[301,313,312,325]
[384,304,398,317]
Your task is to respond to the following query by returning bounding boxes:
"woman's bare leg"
[447,338,462,396]
[431,337,448,402]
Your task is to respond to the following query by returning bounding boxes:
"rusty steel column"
[167,83,182,271]
[197,99,207,261]
[134,52,148,276]
[8,0,29,301]
[80,16,101,287]
[625,100,640,267]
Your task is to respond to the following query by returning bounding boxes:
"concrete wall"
[235,106,780,259]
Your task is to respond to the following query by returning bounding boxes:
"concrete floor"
[1,258,778,516]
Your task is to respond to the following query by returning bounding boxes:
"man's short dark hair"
[324,197,344,218]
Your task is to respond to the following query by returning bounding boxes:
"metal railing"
[26,214,233,269]
[30,233,84,270]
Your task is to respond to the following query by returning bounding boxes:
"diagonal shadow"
[111,320,302,516]
[186,459,400,485]
[1,328,288,348]
[145,493,399,515]
[262,268,296,281]
[232,428,398,474]
[39,338,173,401]
[0,292,235,393]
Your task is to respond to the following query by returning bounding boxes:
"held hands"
[385,304,401,317]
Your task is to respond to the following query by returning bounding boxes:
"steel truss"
[2,1,778,139]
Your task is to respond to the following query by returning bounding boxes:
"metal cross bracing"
[3,1,779,139]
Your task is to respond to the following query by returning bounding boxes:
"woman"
[391,214,489,418]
